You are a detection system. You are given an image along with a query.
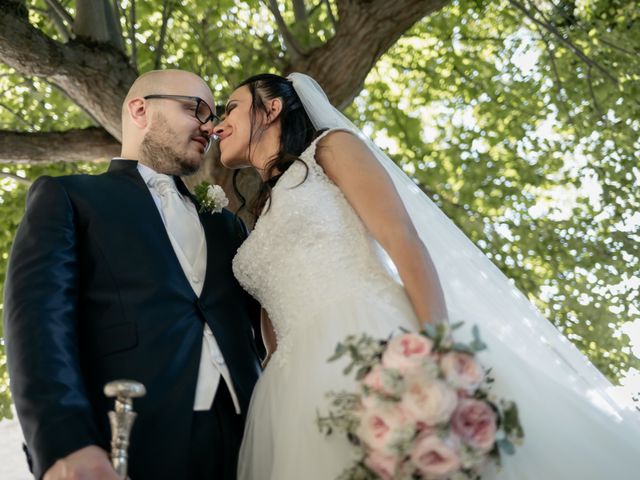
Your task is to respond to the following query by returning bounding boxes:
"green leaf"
[327,342,347,362]
[355,366,371,381]
[497,438,516,455]
[471,325,488,352]
[423,322,438,339]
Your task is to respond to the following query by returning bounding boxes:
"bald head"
[121,69,214,123]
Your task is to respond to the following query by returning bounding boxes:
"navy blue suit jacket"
[3,159,262,479]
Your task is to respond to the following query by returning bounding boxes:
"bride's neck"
[253,153,281,181]
[251,131,282,181]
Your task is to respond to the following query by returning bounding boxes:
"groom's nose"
[199,120,215,136]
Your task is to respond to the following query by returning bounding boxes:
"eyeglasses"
[143,94,220,125]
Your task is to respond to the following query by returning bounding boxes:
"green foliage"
[0,0,639,419]
[0,68,93,133]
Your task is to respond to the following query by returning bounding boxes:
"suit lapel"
[108,158,148,192]
[108,159,198,298]
[109,162,224,302]
[195,210,219,301]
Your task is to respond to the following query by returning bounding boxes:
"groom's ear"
[127,98,148,129]
[266,98,283,124]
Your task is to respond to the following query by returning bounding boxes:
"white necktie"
[147,174,201,268]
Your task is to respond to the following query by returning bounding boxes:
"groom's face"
[141,78,216,176]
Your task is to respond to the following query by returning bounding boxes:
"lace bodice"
[232,130,405,366]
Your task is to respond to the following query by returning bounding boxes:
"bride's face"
[215,86,265,169]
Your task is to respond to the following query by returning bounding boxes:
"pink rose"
[440,351,484,392]
[363,365,388,395]
[382,333,434,372]
[415,421,438,438]
[401,379,457,426]
[410,433,461,478]
[356,401,412,452]
[451,399,497,453]
[364,450,400,480]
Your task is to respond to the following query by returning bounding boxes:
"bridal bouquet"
[317,323,524,480]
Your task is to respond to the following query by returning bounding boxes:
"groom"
[3,70,262,479]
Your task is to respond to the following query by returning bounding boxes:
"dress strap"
[301,128,355,166]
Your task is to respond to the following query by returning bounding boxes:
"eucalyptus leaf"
[423,322,438,339]
[497,438,516,455]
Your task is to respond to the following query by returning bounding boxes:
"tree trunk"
[74,0,124,51]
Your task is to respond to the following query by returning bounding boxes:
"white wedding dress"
[233,130,640,480]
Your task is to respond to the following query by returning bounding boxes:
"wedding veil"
[287,72,640,428]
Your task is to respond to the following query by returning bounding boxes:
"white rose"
[206,184,229,213]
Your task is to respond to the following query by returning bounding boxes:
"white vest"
[137,162,241,414]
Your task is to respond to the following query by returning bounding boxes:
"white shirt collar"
[135,162,177,188]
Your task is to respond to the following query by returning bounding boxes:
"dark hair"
[231,73,321,218]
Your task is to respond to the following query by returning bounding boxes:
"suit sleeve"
[3,176,101,478]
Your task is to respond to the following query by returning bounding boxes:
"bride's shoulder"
[314,129,374,168]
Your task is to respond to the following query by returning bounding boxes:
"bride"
[213,72,640,479]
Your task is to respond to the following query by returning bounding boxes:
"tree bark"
[0,128,120,163]
[287,0,450,109]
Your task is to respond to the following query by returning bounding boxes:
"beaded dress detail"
[233,130,412,369]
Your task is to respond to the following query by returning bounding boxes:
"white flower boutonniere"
[194,181,229,214]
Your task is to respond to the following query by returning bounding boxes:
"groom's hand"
[43,445,120,480]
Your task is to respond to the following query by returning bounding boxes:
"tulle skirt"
[237,285,640,480]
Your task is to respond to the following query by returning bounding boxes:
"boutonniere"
[194,181,229,214]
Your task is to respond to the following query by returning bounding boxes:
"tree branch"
[43,0,73,25]
[43,0,72,42]
[104,0,125,51]
[533,24,576,128]
[292,0,308,23]
[546,0,640,58]
[0,0,138,140]
[265,0,304,61]
[0,127,120,163]
[457,35,507,43]
[74,0,124,52]
[587,65,603,117]
[129,0,138,70]
[209,51,233,89]
[322,0,337,30]
[508,0,618,85]
[289,0,451,109]
[44,7,70,42]
[308,1,323,18]
[154,0,173,69]
[598,38,639,58]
